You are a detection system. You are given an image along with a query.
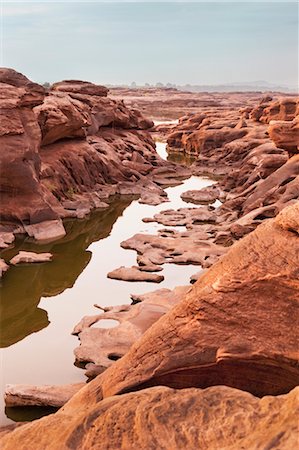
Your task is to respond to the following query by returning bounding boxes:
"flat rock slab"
[107,266,164,283]
[10,251,53,265]
[121,229,227,269]
[5,383,84,407]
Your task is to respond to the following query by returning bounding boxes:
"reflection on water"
[0,198,132,348]
[5,406,59,423]
[155,141,196,167]
[167,150,197,167]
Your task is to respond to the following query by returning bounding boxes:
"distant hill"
[107,81,297,94]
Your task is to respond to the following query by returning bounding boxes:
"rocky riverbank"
[1,202,298,448]
[0,73,298,448]
[0,69,189,261]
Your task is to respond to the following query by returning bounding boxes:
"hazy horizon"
[1,2,298,89]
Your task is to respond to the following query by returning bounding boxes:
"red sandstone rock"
[0,69,64,237]
[34,93,91,145]
[268,116,299,153]
[72,286,189,377]
[0,69,177,243]
[5,383,84,408]
[250,96,298,123]
[9,251,53,265]
[0,206,298,448]
[0,385,298,449]
[51,79,109,97]
[93,203,299,400]
[107,266,164,283]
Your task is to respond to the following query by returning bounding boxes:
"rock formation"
[0,386,298,449]
[85,203,299,400]
[0,203,298,448]
[0,69,188,253]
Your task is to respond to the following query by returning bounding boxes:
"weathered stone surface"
[34,92,91,145]
[5,383,84,407]
[107,266,164,283]
[0,232,15,250]
[96,203,299,400]
[268,117,299,153]
[72,286,188,377]
[0,385,298,449]
[181,185,221,204]
[0,423,27,439]
[51,79,109,98]
[1,69,185,244]
[110,87,265,121]
[250,96,298,123]
[0,203,298,449]
[24,220,66,243]
[241,155,299,216]
[0,68,64,234]
[10,251,53,265]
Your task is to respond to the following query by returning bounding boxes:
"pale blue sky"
[1,2,298,87]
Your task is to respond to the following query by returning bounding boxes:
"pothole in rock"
[91,319,119,329]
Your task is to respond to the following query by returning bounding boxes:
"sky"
[0,1,298,87]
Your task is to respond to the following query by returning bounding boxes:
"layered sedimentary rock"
[1,203,298,448]
[0,386,298,450]
[164,96,298,234]
[250,96,298,123]
[0,69,64,243]
[268,116,299,153]
[5,383,84,408]
[0,69,187,250]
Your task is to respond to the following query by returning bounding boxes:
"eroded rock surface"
[0,198,298,449]
[72,286,189,377]
[0,69,189,250]
[0,386,298,450]
[95,203,299,400]
[120,95,298,274]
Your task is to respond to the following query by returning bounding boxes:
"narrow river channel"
[0,140,215,425]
